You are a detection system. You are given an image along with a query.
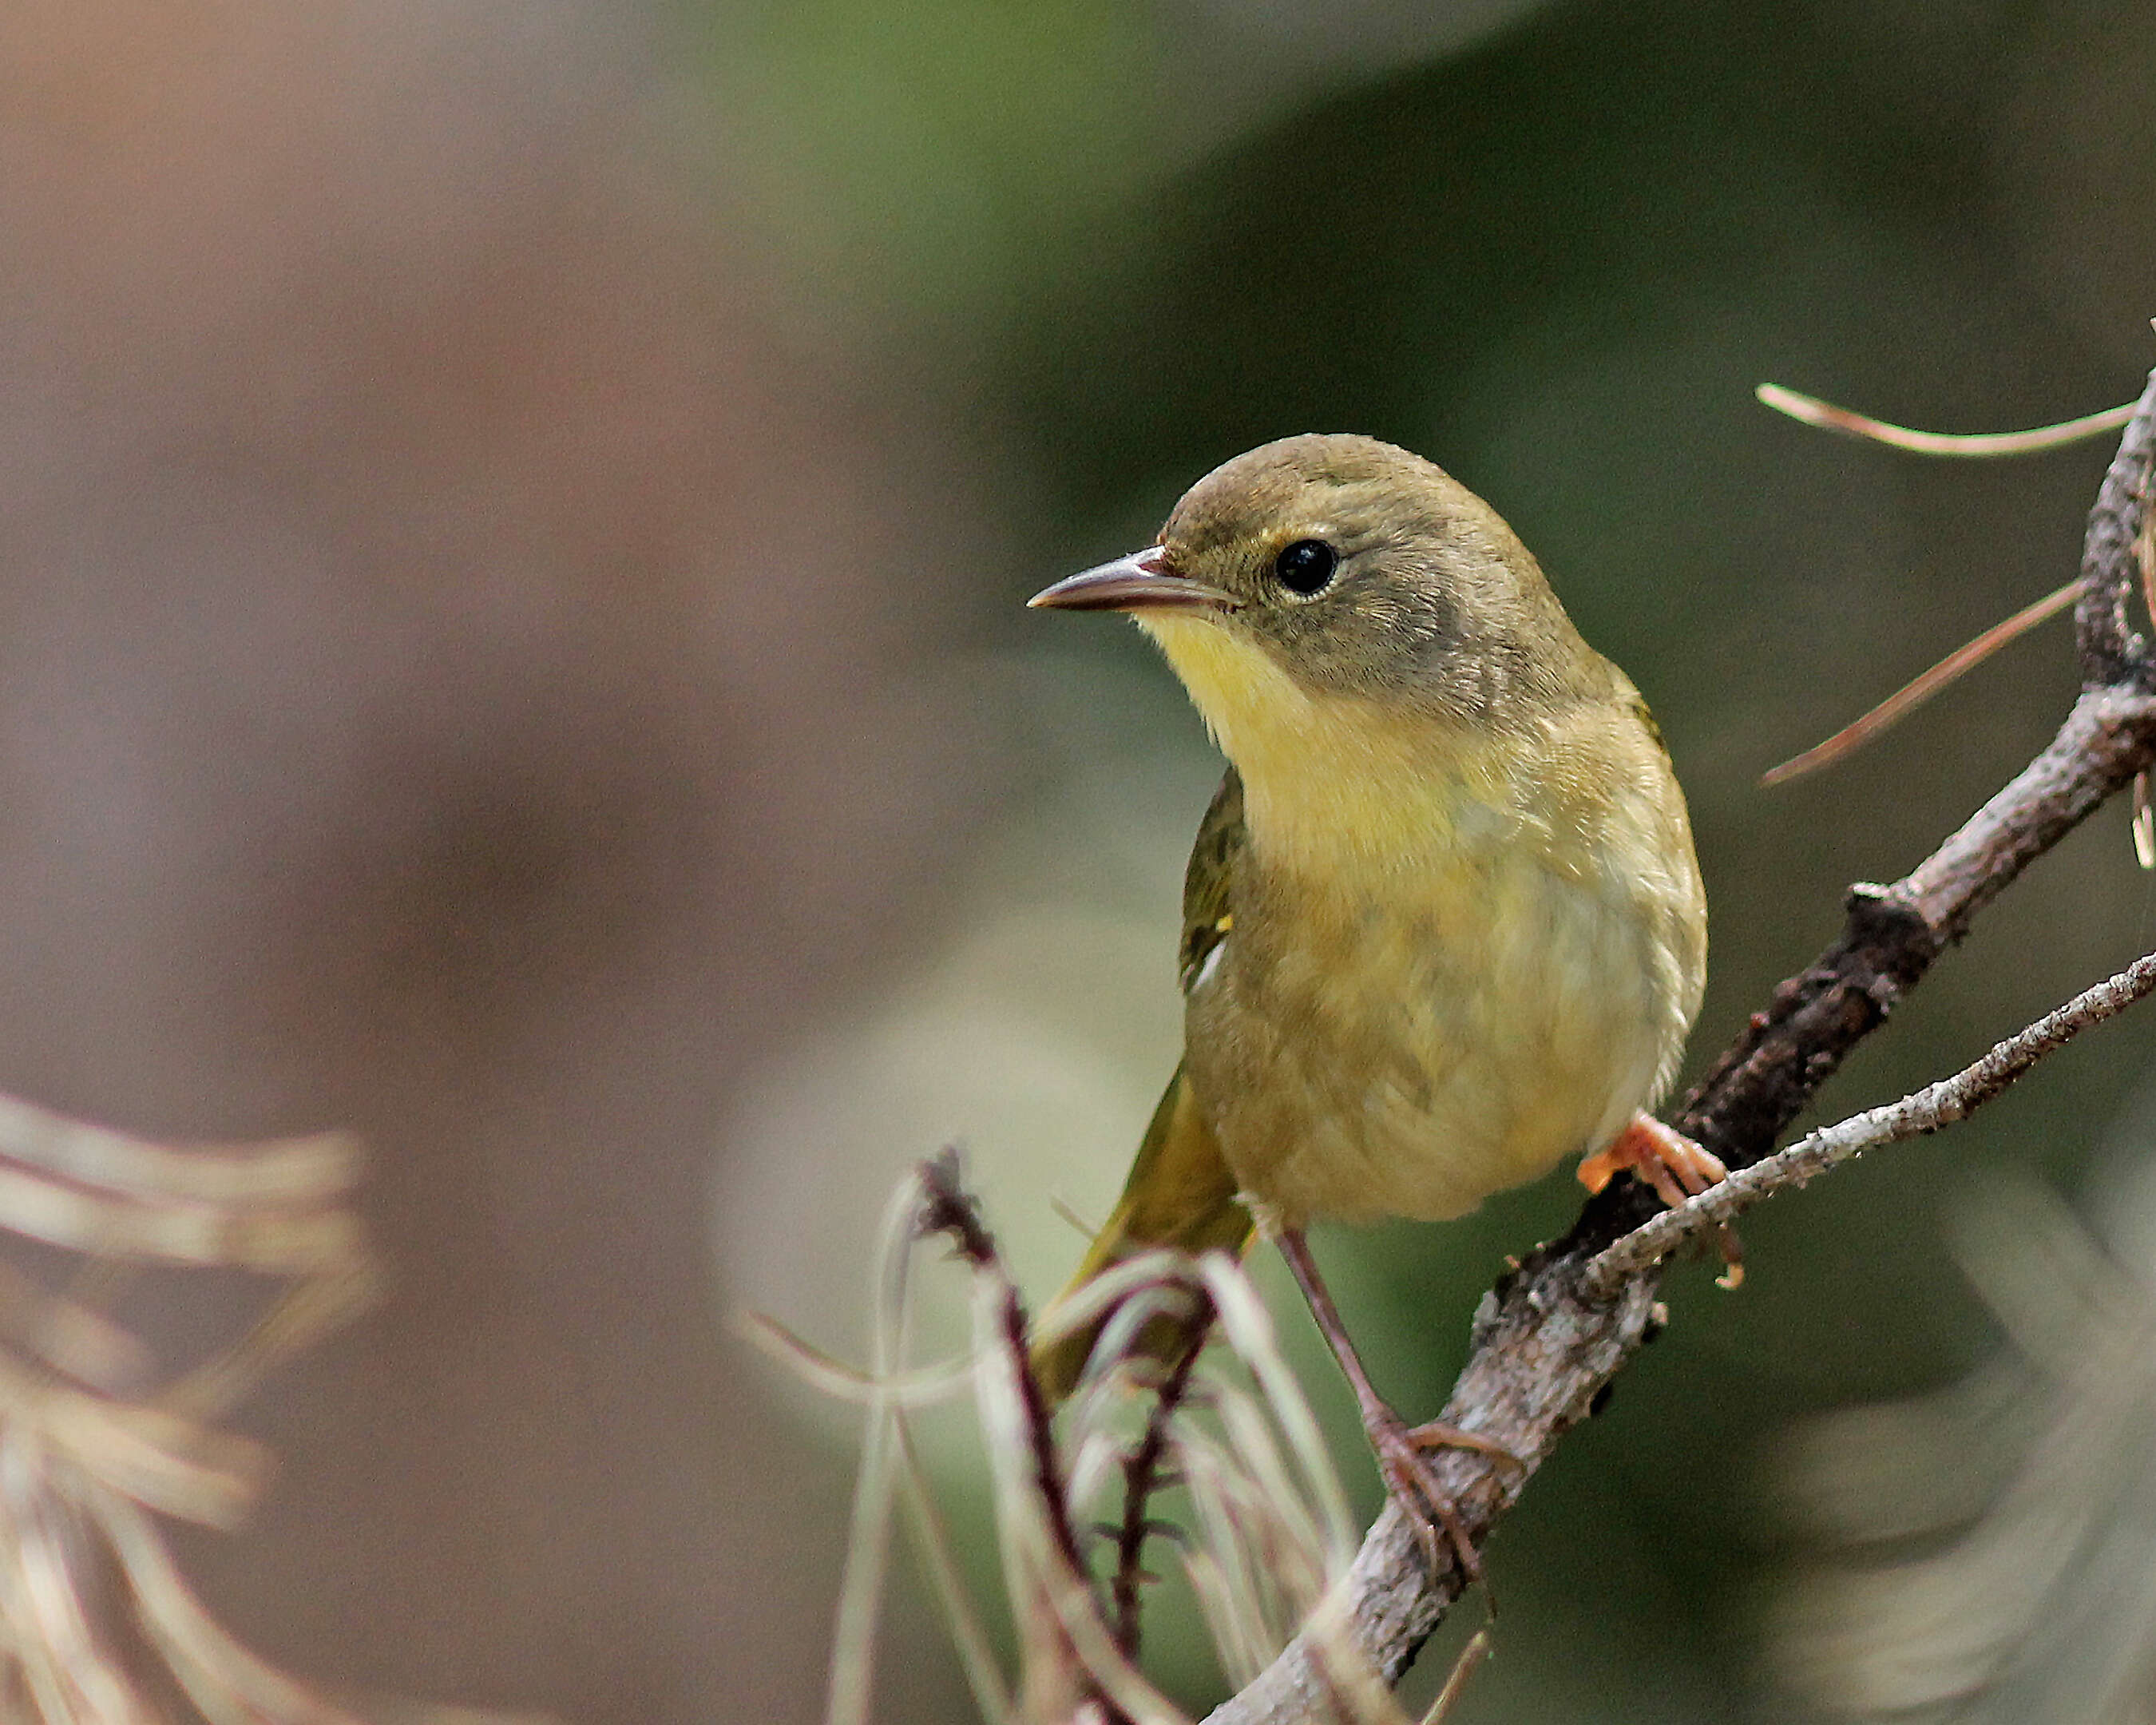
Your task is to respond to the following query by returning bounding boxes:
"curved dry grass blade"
[1173,1433,1301,1669]
[1197,1258,1354,1566]
[1174,1440,1260,1624]
[1207,1397,1329,1607]
[0,1098,360,1209]
[799,1170,1385,1721]
[1081,1284,1199,1380]
[965,1261,1192,1723]
[823,1172,931,1725]
[0,1161,363,1272]
[1049,1196,1100,1241]
[22,1373,263,1528]
[1029,1251,1204,1354]
[0,1261,151,1395]
[1179,1544,1266,1690]
[1301,1592,1420,1725]
[827,1402,902,1725]
[159,1265,381,1423]
[1064,1427,1128,1518]
[0,1440,146,1725]
[1756,385,2135,456]
[965,1277,1095,1709]
[88,1481,366,1725]
[733,1310,977,1410]
[1185,1412,1343,1645]
[1420,1627,1492,1725]
[1761,579,2084,787]
[1058,1279,1209,1426]
[1045,1585,1192,1725]
[890,1416,1013,1725]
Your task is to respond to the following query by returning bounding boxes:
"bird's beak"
[1027,547,1240,613]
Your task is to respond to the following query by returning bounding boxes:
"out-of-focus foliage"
[1776,1091,2156,1725]
[2,0,2155,1720]
[0,1088,507,1723]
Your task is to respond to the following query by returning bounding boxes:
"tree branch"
[1112,1287,1214,1660]
[1586,945,2156,1292]
[1203,364,2156,1725]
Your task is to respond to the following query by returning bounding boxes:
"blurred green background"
[2,0,2154,1719]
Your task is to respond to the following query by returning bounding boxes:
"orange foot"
[1578,1112,1745,1287]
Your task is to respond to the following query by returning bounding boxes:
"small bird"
[1026,434,1719,1566]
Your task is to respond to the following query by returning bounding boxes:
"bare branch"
[1587,947,2156,1291]
[1112,1291,1215,1660]
[917,1150,1096,1599]
[2075,367,2156,686]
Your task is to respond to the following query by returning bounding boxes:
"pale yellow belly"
[1184,841,1695,1228]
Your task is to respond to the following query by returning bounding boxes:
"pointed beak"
[1026,547,1240,613]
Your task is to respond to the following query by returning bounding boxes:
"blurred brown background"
[2,0,2154,1720]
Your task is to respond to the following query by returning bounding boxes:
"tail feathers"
[1030,1065,1254,1405]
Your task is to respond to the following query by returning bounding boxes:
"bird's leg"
[1577,1112,1744,1287]
[1274,1227,1518,1581]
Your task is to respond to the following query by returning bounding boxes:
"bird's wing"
[1628,690,1670,758]
[1178,767,1244,995]
[1030,768,1254,1406]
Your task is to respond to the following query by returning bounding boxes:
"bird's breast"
[1183,717,1704,1228]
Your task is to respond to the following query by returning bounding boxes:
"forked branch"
[1587,946,2156,1292]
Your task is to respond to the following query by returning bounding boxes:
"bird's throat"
[1139,613,1500,874]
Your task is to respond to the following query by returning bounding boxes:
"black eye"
[1272,538,1338,596]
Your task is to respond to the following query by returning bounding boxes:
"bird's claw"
[1579,1112,1746,1287]
[1577,1112,1725,1204]
[1365,1410,1496,1584]
[1409,1418,1528,1474]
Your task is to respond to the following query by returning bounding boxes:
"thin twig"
[1586,947,2156,1292]
[1420,1628,1491,1725]
[1112,1286,1215,1659]
[1757,383,2136,456]
[917,1151,1092,1588]
[1761,578,2083,786]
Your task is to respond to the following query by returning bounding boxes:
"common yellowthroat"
[1028,434,1718,1563]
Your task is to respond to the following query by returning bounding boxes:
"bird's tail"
[1030,1062,1256,1405]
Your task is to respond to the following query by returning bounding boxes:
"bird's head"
[1029,434,1599,736]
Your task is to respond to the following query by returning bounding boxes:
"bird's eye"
[1272,538,1338,596]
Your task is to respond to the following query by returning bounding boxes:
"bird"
[1024,433,1718,1571]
